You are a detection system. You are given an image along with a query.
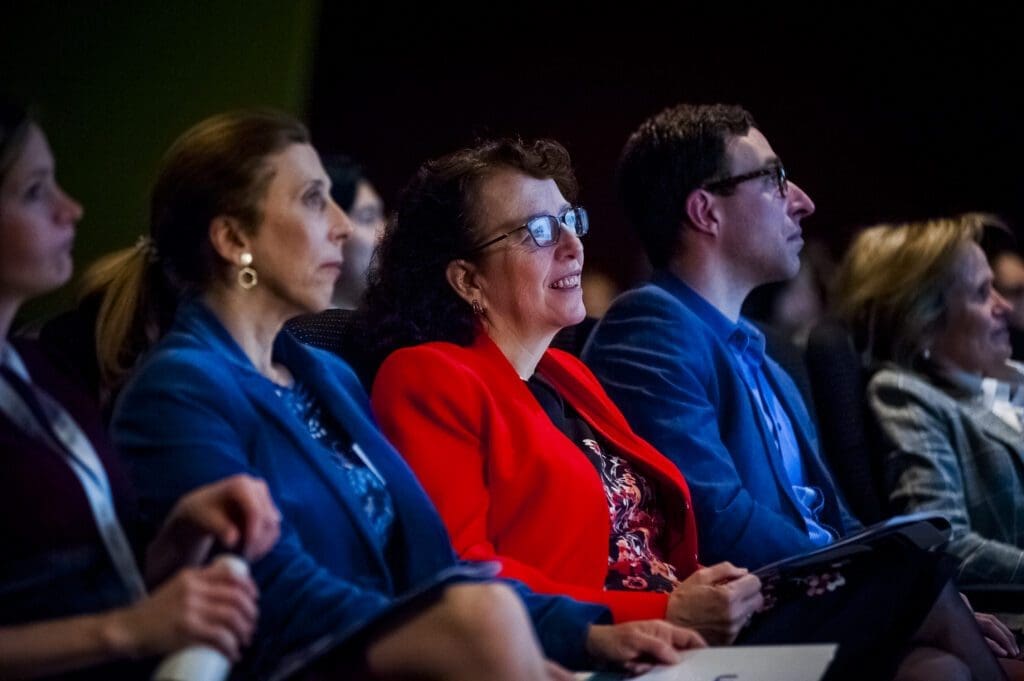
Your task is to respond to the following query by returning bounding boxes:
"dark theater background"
[3,3,1024,323]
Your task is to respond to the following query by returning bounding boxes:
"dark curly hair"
[618,103,756,268]
[363,137,578,366]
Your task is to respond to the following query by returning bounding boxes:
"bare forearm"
[0,610,137,679]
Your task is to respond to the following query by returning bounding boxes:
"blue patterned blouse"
[275,379,395,550]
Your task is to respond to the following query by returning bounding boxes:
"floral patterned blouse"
[275,379,396,551]
[528,375,680,593]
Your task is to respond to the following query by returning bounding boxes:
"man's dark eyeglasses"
[467,206,589,254]
[701,163,788,197]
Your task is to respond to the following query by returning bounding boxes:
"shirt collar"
[652,270,765,361]
[652,270,745,343]
[729,318,768,367]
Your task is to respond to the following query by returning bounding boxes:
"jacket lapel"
[276,334,458,585]
[963,398,1024,465]
[180,300,392,579]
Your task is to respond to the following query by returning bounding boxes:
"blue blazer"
[113,299,605,679]
[583,272,860,569]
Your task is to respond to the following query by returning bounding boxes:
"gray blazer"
[869,365,1024,584]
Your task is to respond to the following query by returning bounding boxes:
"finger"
[193,585,259,646]
[978,615,1017,656]
[739,590,765,615]
[200,510,242,551]
[204,560,257,593]
[631,630,679,665]
[543,660,575,681]
[696,562,748,585]
[986,636,1009,658]
[196,572,260,622]
[623,661,654,675]
[239,482,281,560]
[249,509,281,561]
[723,573,762,598]
[186,615,244,662]
[670,625,707,649]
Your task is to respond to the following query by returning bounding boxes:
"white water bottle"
[152,555,249,681]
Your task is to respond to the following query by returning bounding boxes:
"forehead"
[475,169,568,231]
[352,180,382,208]
[724,127,777,172]
[263,143,326,195]
[2,124,53,190]
[952,242,991,285]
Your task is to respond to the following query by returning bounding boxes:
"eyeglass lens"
[526,207,589,247]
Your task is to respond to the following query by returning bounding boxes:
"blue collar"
[172,296,307,378]
[651,270,764,362]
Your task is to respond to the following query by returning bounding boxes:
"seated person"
[110,110,703,680]
[583,103,858,570]
[0,99,279,680]
[982,222,1024,360]
[835,213,1024,586]
[363,135,1010,680]
[322,154,386,310]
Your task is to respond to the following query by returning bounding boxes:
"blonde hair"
[834,212,1002,367]
[79,243,172,399]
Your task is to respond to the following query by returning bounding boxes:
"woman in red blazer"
[366,138,763,644]
[364,137,1012,681]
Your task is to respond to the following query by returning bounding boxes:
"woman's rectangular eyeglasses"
[467,206,589,254]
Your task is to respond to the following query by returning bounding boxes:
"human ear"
[208,215,251,265]
[445,258,484,306]
[684,189,721,238]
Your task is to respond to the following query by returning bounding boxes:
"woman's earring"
[922,346,932,360]
[471,299,484,315]
[238,252,258,290]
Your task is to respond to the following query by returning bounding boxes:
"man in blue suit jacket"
[584,104,861,569]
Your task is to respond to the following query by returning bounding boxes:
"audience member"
[109,110,701,680]
[982,222,1024,360]
[582,103,1018,674]
[364,136,1010,680]
[836,213,1024,586]
[321,155,385,309]
[0,99,279,680]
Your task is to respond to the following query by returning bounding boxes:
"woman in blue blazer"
[109,110,703,680]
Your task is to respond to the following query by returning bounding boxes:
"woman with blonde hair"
[836,213,1024,589]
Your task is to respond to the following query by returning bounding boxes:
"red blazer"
[372,333,700,622]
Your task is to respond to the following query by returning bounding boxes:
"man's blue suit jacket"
[113,298,606,680]
[583,271,860,569]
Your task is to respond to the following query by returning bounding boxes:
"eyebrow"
[524,203,572,221]
[297,178,327,196]
[24,168,51,181]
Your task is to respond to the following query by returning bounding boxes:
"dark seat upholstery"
[286,309,378,389]
[288,312,601,390]
[551,317,598,357]
[804,318,888,525]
